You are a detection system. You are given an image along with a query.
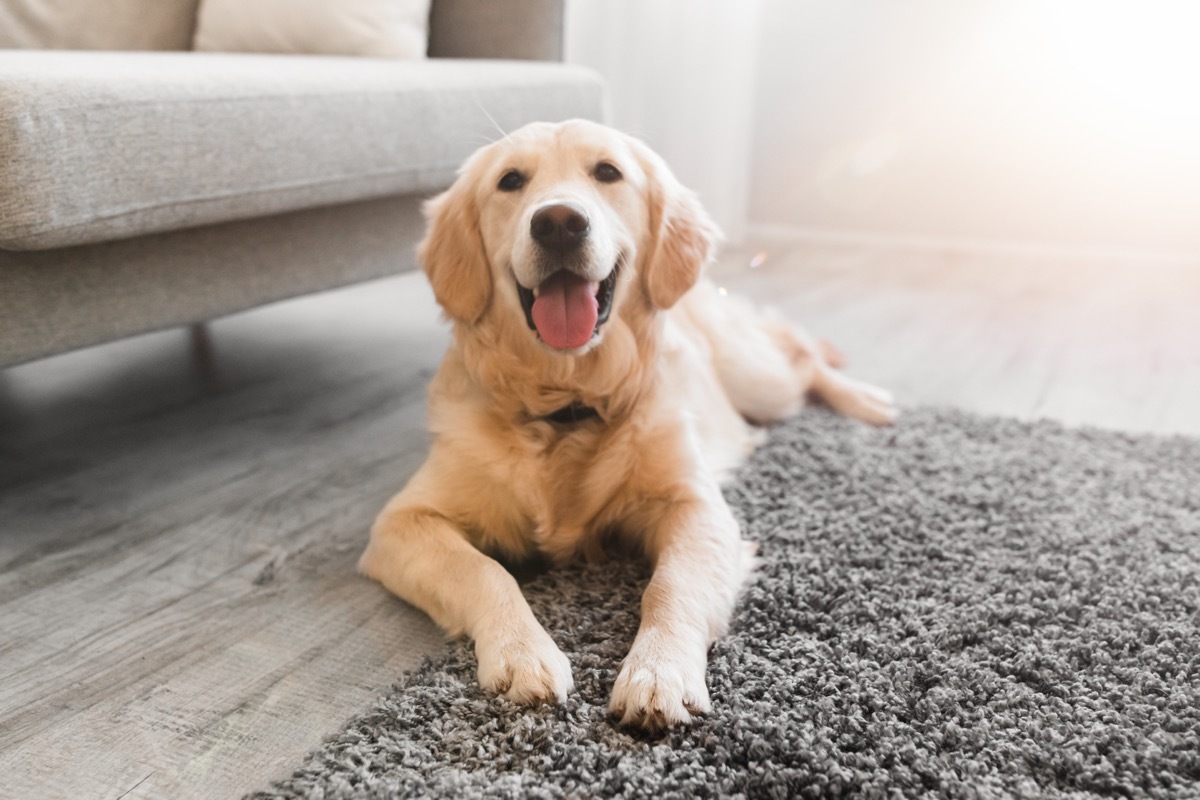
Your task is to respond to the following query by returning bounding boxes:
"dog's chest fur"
[484,408,677,562]
[431,315,759,562]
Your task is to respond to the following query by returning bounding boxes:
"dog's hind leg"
[807,362,897,426]
[759,311,897,426]
[675,280,809,423]
[678,279,896,426]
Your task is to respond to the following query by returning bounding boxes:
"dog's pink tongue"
[531,271,598,350]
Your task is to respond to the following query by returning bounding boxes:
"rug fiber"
[251,407,1200,799]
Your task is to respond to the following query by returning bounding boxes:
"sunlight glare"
[1011,1,1200,131]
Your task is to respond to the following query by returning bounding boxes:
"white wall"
[749,0,1200,256]
[567,0,1200,257]
[565,0,762,243]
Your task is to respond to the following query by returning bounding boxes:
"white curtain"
[564,0,764,245]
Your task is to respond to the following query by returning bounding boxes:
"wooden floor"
[2,238,1198,799]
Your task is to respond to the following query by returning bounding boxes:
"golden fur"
[359,120,895,730]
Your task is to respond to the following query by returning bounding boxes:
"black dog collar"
[540,402,601,425]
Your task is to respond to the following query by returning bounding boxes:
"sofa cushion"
[0,0,199,51]
[0,51,605,250]
[0,195,427,366]
[194,0,430,59]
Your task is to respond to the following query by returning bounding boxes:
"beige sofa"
[0,0,606,366]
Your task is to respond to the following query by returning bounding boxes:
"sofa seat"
[0,50,605,250]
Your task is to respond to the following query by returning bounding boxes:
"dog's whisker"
[473,98,512,146]
[455,135,503,149]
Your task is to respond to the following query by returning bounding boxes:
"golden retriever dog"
[359,119,895,730]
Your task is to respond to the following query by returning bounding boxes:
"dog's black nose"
[531,203,590,250]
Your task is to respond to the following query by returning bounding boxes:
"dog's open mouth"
[517,268,617,350]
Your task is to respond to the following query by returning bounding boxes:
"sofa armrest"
[427,0,563,61]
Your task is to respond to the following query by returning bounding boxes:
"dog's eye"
[497,170,526,192]
[593,162,623,184]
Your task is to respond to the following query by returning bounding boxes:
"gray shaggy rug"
[250,407,1200,799]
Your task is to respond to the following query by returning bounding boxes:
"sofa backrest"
[0,0,200,51]
[427,0,562,61]
[0,0,562,60]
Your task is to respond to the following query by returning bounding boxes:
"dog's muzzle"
[516,201,618,351]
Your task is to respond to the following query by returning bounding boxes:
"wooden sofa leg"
[189,322,220,390]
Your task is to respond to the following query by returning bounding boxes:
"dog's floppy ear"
[418,179,492,324]
[635,140,722,310]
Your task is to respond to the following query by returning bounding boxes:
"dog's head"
[420,120,720,355]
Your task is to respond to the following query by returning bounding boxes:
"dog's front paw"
[475,624,573,705]
[609,633,710,730]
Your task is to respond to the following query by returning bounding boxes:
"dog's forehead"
[484,121,643,177]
